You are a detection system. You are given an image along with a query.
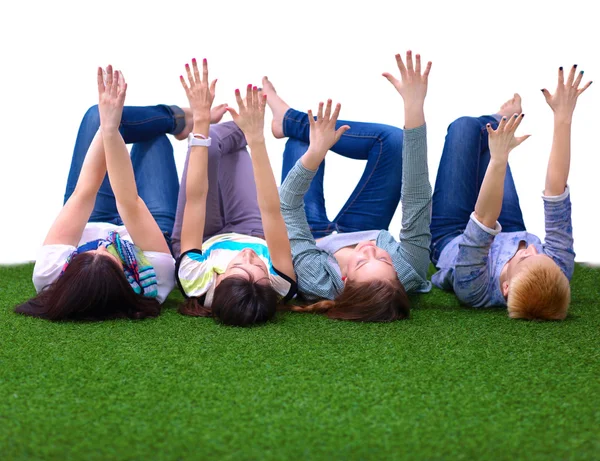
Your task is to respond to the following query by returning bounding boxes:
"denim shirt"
[279,124,433,301]
[431,186,575,307]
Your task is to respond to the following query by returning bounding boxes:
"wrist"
[488,157,508,169]
[100,125,120,136]
[192,121,210,134]
[554,114,573,126]
[246,135,266,146]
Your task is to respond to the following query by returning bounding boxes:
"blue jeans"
[430,115,526,264]
[64,104,182,249]
[281,108,405,238]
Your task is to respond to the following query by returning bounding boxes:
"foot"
[174,104,230,140]
[495,93,523,119]
[261,76,289,139]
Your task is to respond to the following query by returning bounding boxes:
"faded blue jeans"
[430,115,526,264]
[64,104,184,251]
[280,108,405,239]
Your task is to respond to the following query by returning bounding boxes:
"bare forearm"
[186,121,210,202]
[73,130,107,198]
[544,119,572,196]
[102,129,138,207]
[404,104,425,130]
[300,147,324,172]
[248,139,281,214]
[474,159,507,228]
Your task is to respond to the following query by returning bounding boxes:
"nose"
[241,248,253,261]
[362,245,376,257]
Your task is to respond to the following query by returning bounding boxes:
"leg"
[130,135,180,251]
[281,138,332,238]
[430,115,526,264]
[283,108,405,232]
[64,104,187,224]
[171,122,251,257]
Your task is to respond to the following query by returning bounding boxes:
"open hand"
[308,100,350,156]
[486,114,530,163]
[383,51,432,105]
[226,85,266,143]
[180,58,216,124]
[300,100,350,171]
[542,65,592,123]
[97,65,127,132]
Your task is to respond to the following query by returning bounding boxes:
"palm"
[308,100,350,156]
[97,65,127,131]
[180,58,216,122]
[383,51,431,104]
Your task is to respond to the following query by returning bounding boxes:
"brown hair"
[179,275,279,326]
[15,252,161,321]
[288,279,409,322]
[507,260,571,320]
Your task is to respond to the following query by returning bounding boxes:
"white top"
[176,232,296,306]
[32,222,176,304]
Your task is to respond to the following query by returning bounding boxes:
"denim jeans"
[63,104,182,250]
[170,122,264,258]
[430,115,526,264]
[280,108,405,238]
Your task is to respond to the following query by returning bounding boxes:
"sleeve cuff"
[542,185,570,202]
[470,212,502,236]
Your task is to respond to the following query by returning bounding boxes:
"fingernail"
[257,87,262,91]
[540,89,544,92]
[580,70,584,75]
[514,114,518,118]
[185,63,190,68]
[574,64,577,68]
[253,86,257,91]
[235,89,240,93]
[559,66,563,71]
[203,58,207,64]
[192,58,196,64]
[522,114,525,118]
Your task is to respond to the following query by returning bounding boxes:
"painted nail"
[514,114,518,118]
[540,89,544,92]
[235,89,240,93]
[192,58,196,63]
[203,58,207,63]
[559,66,563,71]
[522,114,525,118]
[185,63,189,68]
[574,64,578,68]
[580,70,584,74]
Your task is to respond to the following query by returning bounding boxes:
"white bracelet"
[188,133,211,147]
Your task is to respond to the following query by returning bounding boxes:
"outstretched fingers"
[394,53,407,79]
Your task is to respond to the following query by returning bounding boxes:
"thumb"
[382,73,399,86]
[225,107,239,119]
[541,89,551,104]
[515,134,531,146]
[334,125,350,142]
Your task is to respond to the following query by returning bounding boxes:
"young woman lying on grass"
[430,64,592,320]
[172,58,297,327]
[268,50,433,322]
[16,66,189,320]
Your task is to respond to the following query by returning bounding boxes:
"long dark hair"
[179,275,279,326]
[288,279,409,322]
[15,252,161,321]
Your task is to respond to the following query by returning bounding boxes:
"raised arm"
[473,115,530,228]
[98,66,169,253]
[43,130,107,246]
[382,51,433,279]
[225,86,300,281]
[179,58,216,254]
[542,65,592,196]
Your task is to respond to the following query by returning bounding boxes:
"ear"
[502,280,510,298]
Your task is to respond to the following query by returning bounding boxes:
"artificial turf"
[1,263,598,461]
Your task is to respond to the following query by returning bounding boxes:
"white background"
[1,0,598,265]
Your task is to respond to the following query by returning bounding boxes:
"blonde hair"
[507,260,570,320]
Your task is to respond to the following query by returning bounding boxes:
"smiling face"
[218,248,270,286]
[344,241,397,283]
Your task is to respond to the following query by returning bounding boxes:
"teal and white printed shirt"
[175,233,297,306]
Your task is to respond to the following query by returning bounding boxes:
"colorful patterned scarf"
[60,231,158,298]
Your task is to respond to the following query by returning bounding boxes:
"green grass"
[1,263,599,461]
